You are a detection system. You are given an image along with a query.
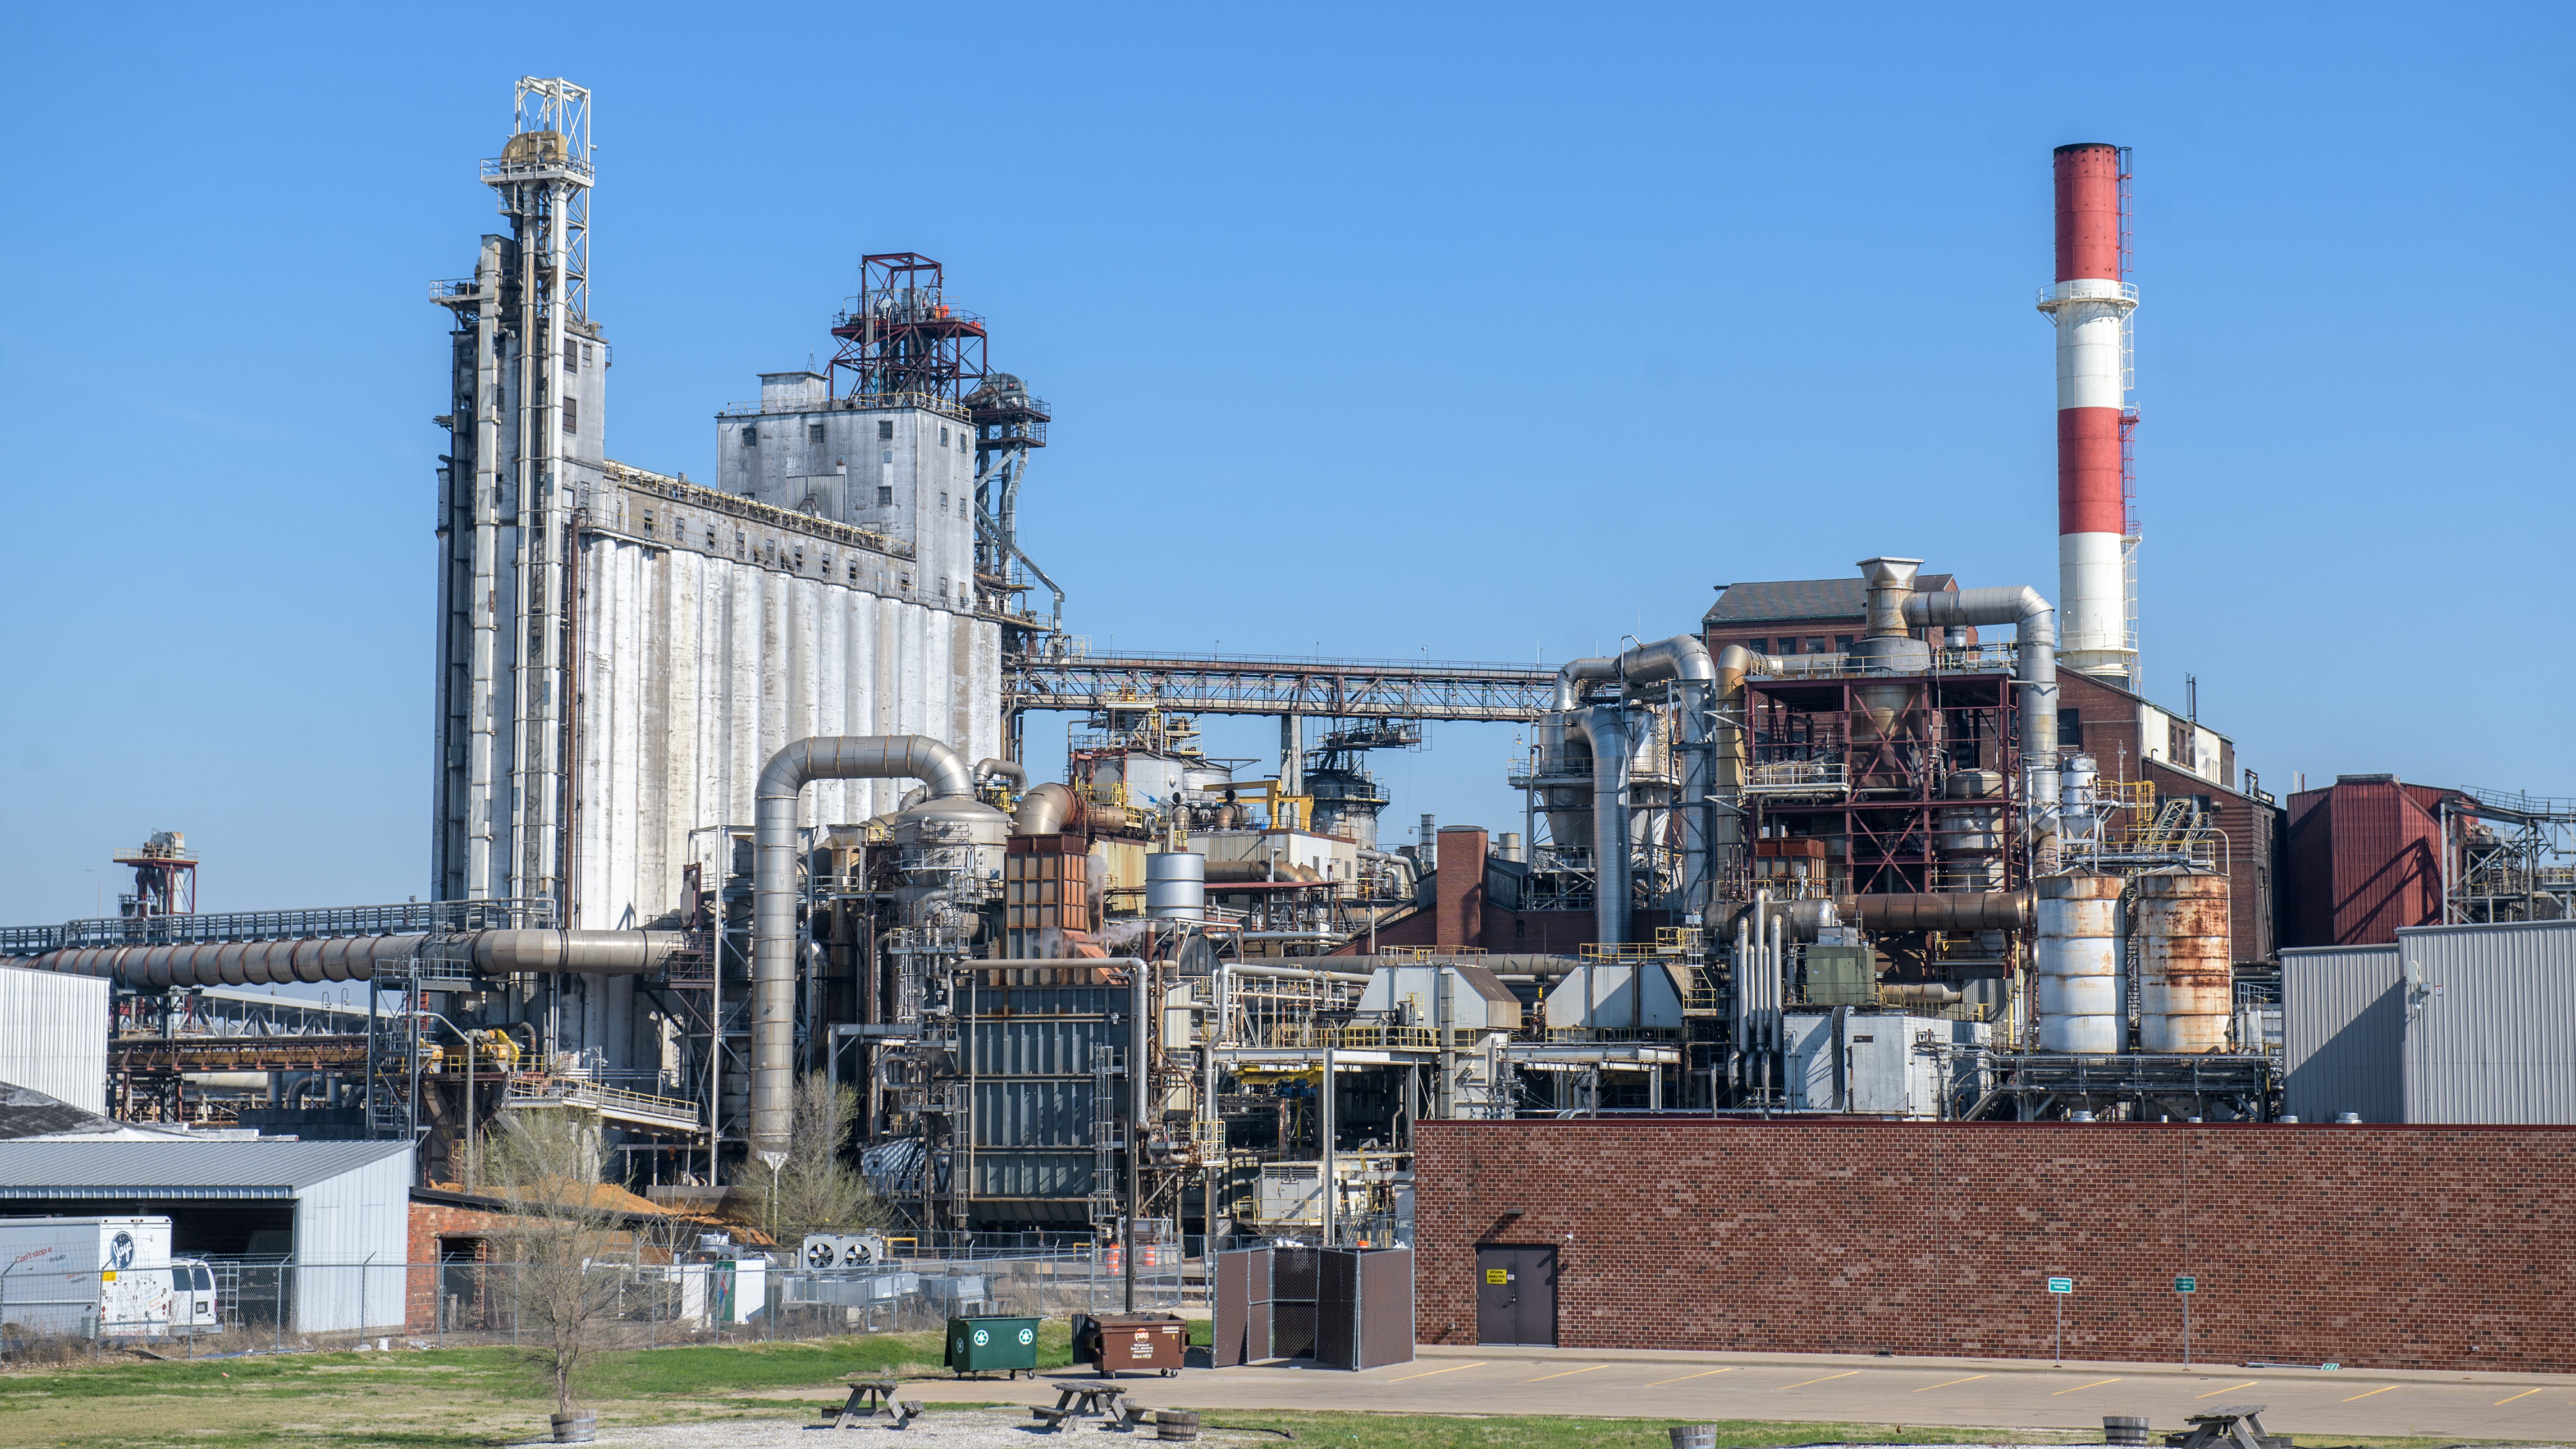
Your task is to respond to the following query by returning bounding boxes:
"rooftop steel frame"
[1004,650,1554,723]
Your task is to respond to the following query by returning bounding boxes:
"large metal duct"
[753,735,976,1162]
[1842,890,2034,933]
[977,758,1028,789]
[1565,705,1637,946]
[1713,644,1787,883]
[1901,585,2061,845]
[27,929,683,987]
[1010,781,1076,835]
[1617,635,1716,919]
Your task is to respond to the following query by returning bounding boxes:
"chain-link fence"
[0,1248,1198,1362]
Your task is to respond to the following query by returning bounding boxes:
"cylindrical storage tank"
[1497,832,1525,864]
[1145,851,1205,921]
[2136,872,2230,1052]
[2034,872,2125,1052]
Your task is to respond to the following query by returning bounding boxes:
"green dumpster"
[945,1315,1041,1379]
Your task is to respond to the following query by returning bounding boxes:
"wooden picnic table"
[1031,1381,1129,1432]
[827,1376,922,1430]
[2165,1404,2291,1449]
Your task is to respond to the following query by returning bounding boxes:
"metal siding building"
[2280,943,2403,1123]
[0,965,108,1114]
[0,1140,413,1332]
[2398,920,2576,1124]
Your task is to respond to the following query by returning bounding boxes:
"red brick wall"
[406,1198,515,1332]
[1435,828,1488,948]
[1414,1120,2576,1372]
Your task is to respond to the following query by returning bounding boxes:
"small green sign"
[2175,1276,2197,1294]
[2047,1276,2074,1294]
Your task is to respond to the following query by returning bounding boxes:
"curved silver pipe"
[28,929,683,986]
[1903,585,2061,844]
[1011,780,1076,836]
[1713,645,1787,888]
[1566,705,1636,947]
[1551,656,1619,712]
[1619,635,1716,918]
[977,758,1028,788]
[754,735,975,1160]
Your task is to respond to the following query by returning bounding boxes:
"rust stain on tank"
[2138,873,2231,1052]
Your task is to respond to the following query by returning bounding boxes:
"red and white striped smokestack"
[2040,142,2137,686]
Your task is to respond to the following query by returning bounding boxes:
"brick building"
[1414,1118,2576,1372]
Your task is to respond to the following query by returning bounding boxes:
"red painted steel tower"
[2038,143,2139,687]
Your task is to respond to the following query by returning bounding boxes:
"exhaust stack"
[2039,142,2138,687]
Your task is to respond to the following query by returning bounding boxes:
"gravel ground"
[600,1408,1268,1448]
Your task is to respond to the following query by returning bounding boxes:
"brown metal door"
[1475,1245,1556,1345]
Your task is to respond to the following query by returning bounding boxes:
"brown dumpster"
[1081,1312,1187,1377]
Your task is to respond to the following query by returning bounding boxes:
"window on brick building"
[2058,708,2083,749]
[1833,635,1853,653]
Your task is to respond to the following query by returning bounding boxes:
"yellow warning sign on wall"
[1485,1267,1508,1284]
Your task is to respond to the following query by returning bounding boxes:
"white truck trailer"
[0,1216,177,1338]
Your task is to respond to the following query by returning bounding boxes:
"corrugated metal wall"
[0,966,107,1113]
[2398,921,2576,1124]
[290,1145,414,1333]
[573,533,1001,938]
[2279,943,2402,1123]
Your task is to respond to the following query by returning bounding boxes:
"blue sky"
[2,3,2570,920]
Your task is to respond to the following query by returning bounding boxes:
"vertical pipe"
[1320,1042,1336,1247]
[1126,960,1145,1313]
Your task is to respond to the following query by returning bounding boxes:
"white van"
[168,1258,219,1335]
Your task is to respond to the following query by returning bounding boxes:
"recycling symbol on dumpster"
[1018,1327,1035,1345]
[973,1328,990,1346]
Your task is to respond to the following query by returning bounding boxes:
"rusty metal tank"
[2136,872,2231,1053]
[2034,872,2125,1053]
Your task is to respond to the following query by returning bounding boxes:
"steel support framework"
[1004,651,1554,723]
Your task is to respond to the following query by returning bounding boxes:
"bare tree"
[737,1073,878,1250]
[479,1111,626,1418]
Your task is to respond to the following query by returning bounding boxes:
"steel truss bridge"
[1004,649,1555,723]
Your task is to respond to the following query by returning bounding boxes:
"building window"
[562,397,578,433]
[939,492,947,511]
[743,427,758,446]
[1833,635,1853,653]
[876,485,893,506]
[2057,707,2083,749]
[562,342,577,373]
[899,573,911,591]
[642,511,654,536]
[2168,717,2198,769]
[808,424,825,444]
[1805,636,1828,655]
[847,562,858,583]
[793,547,805,570]
[878,420,894,440]
[938,577,948,599]
[939,426,950,446]
[707,527,717,550]
[880,450,892,464]
[735,531,746,558]
[582,343,593,366]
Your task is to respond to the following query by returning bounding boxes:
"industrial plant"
[3,80,2572,1299]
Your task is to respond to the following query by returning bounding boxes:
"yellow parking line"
[1644,1368,1739,1388]
[1523,1364,1609,1384]
[2197,1380,2260,1399]
[2053,1377,2123,1395]
[1915,1374,1989,1392]
[2494,1387,2543,1405]
[1776,1370,1860,1391]
[1386,1361,1484,1382]
[2340,1384,2399,1403]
